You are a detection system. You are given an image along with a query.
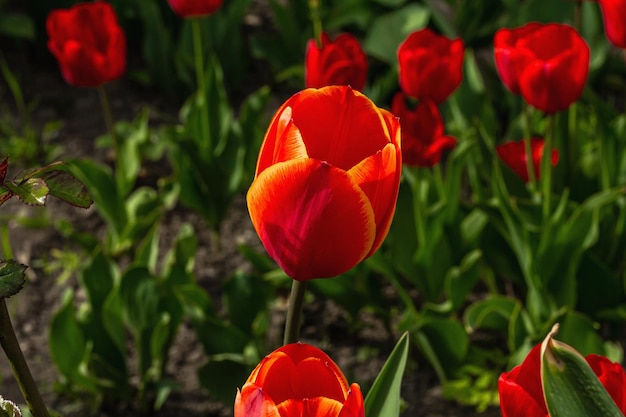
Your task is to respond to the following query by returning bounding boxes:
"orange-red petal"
[277,397,344,417]
[285,87,391,171]
[338,384,365,417]
[247,158,376,281]
[235,384,281,417]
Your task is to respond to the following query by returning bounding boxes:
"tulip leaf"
[0,260,26,299]
[541,324,625,417]
[365,332,409,417]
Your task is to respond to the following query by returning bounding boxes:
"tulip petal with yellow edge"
[348,142,400,257]
[277,397,344,417]
[256,106,309,176]
[287,87,392,171]
[338,385,365,417]
[235,384,281,417]
[247,158,376,281]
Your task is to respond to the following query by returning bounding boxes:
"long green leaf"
[541,324,625,417]
[365,332,409,417]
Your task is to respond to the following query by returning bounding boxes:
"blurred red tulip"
[397,28,465,103]
[167,0,222,17]
[498,343,626,417]
[598,0,626,48]
[494,23,590,114]
[46,1,126,88]
[391,93,456,167]
[235,343,364,417]
[246,86,402,281]
[496,138,559,182]
[305,32,368,91]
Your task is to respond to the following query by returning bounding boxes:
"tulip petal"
[277,397,344,417]
[247,158,376,281]
[348,142,400,256]
[338,384,365,417]
[293,357,350,402]
[256,106,309,175]
[235,384,281,417]
[288,87,391,171]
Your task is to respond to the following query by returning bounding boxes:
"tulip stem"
[541,115,555,220]
[283,280,308,345]
[308,0,323,46]
[0,298,50,417]
[97,85,118,159]
[192,17,212,156]
[523,104,537,195]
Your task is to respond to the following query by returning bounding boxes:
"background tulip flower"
[167,0,222,17]
[494,23,590,114]
[498,343,626,417]
[305,32,368,91]
[235,343,364,417]
[496,138,559,183]
[246,86,402,281]
[391,93,456,167]
[46,1,126,88]
[397,28,465,103]
[598,0,626,48]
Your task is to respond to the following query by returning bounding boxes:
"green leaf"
[0,260,26,298]
[5,179,48,206]
[541,324,625,417]
[40,170,92,208]
[198,359,251,405]
[0,396,21,417]
[365,332,409,417]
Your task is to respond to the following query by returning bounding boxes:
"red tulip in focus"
[494,23,590,114]
[246,86,402,281]
[598,0,626,48]
[167,0,222,17]
[391,92,456,167]
[496,138,559,183]
[305,32,368,91]
[498,343,626,417]
[46,1,126,88]
[397,28,465,103]
[235,343,364,417]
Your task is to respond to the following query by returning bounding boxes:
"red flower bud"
[246,86,402,281]
[305,32,368,92]
[498,343,626,417]
[235,343,364,417]
[496,138,559,182]
[397,28,465,104]
[494,23,590,114]
[391,93,457,167]
[598,0,626,49]
[46,1,126,88]
[167,0,222,17]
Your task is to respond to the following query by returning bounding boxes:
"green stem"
[523,103,537,194]
[308,0,323,46]
[97,85,118,158]
[283,280,308,345]
[0,299,50,417]
[541,115,555,220]
[405,168,427,248]
[192,17,212,155]
[432,163,446,204]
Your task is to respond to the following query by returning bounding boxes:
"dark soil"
[0,32,502,417]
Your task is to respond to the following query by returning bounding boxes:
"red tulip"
[46,1,126,88]
[498,343,626,417]
[235,343,364,417]
[598,0,626,48]
[246,86,402,281]
[167,0,222,17]
[397,28,465,103]
[305,32,368,92]
[496,138,559,183]
[494,23,590,114]
[391,93,456,167]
